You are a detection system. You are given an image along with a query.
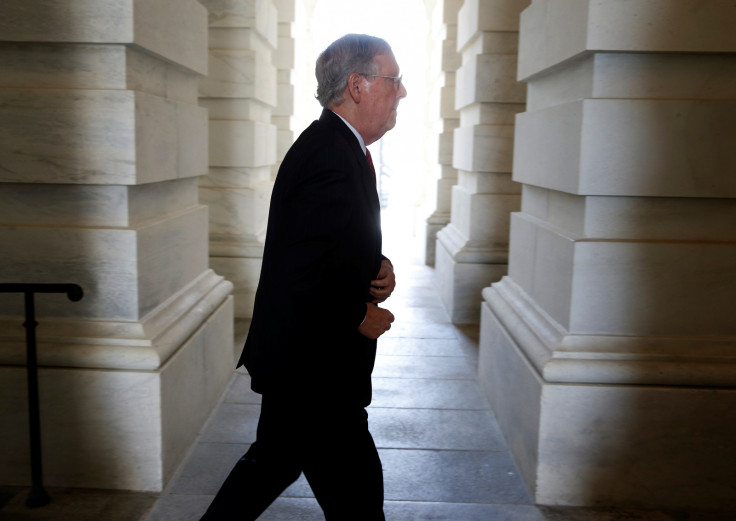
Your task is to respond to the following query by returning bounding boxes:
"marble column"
[199,0,278,323]
[479,0,736,509]
[272,0,296,173]
[425,0,462,266]
[0,0,234,491]
[435,0,528,323]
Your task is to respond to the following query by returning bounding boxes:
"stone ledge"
[0,270,233,371]
[484,277,736,387]
[518,0,736,81]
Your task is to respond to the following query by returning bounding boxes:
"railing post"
[0,283,83,508]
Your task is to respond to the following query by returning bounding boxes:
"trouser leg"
[200,394,385,521]
[199,396,303,521]
[302,407,385,521]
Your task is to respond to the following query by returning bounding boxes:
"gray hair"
[315,34,392,108]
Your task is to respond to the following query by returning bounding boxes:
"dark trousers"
[199,393,385,521]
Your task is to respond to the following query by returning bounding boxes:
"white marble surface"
[459,30,520,60]
[199,0,279,324]
[209,256,263,318]
[136,91,209,184]
[0,206,209,322]
[160,295,234,485]
[200,165,272,189]
[570,240,736,336]
[0,184,129,227]
[435,224,509,324]
[0,0,134,43]
[0,0,234,496]
[472,103,526,126]
[442,38,462,73]
[508,211,736,337]
[459,170,519,194]
[0,0,207,74]
[440,85,460,119]
[276,127,294,159]
[536,382,736,508]
[0,89,135,184]
[506,213,575,330]
[208,27,262,52]
[514,99,736,197]
[0,270,233,371]
[272,0,295,22]
[201,0,278,48]
[127,47,202,104]
[453,124,515,173]
[484,276,736,386]
[440,0,527,325]
[479,298,736,508]
[521,185,736,241]
[0,179,197,228]
[274,33,294,71]
[209,120,277,168]
[475,0,736,512]
[0,295,234,491]
[275,82,294,117]
[455,54,526,109]
[133,0,208,74]
[199,98,272,122]
[0,43,127,90]
[526,53,736,112]
[200,48,277,105]
[450,186,519,244]
[200,186,267,238]
[0,43,200,103]
[435,176,456,214]
[0,366,164,490]
[0,90,207,185]
[438,127,456,164]
[457,0,529,49]
[518,0,736,80]
[478,300,542,493]
[137,208,211,317]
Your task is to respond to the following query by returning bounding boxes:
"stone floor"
[1,230,733,521]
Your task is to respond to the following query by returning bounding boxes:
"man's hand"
[358,303,395,340]
[369,259,396,303]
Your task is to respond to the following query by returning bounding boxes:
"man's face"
[360,53,407,145]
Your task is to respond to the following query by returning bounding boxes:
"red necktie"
[365,149,376,181]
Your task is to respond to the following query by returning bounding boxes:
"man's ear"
[346,72,363,103]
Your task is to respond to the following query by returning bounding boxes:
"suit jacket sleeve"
[267,142,373,331]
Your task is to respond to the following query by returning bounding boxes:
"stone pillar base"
[0,276,234,492]
[479,280,736,509]
[435,224,507,324]
[210,255,263,320]
[425,211,450,267]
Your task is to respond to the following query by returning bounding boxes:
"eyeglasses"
[362,74,403,89]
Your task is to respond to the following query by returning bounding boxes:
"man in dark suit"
[199,34,406,521]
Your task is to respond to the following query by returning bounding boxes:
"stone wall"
[478,0,736,508]
[0,0,234,491]
[199,0,279,322]
[435,0,528,323]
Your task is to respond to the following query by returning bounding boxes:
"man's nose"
[398,82,407,98]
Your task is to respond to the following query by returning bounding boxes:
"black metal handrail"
[0,283,83,508]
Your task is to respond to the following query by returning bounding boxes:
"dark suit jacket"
[238,109,384,406]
